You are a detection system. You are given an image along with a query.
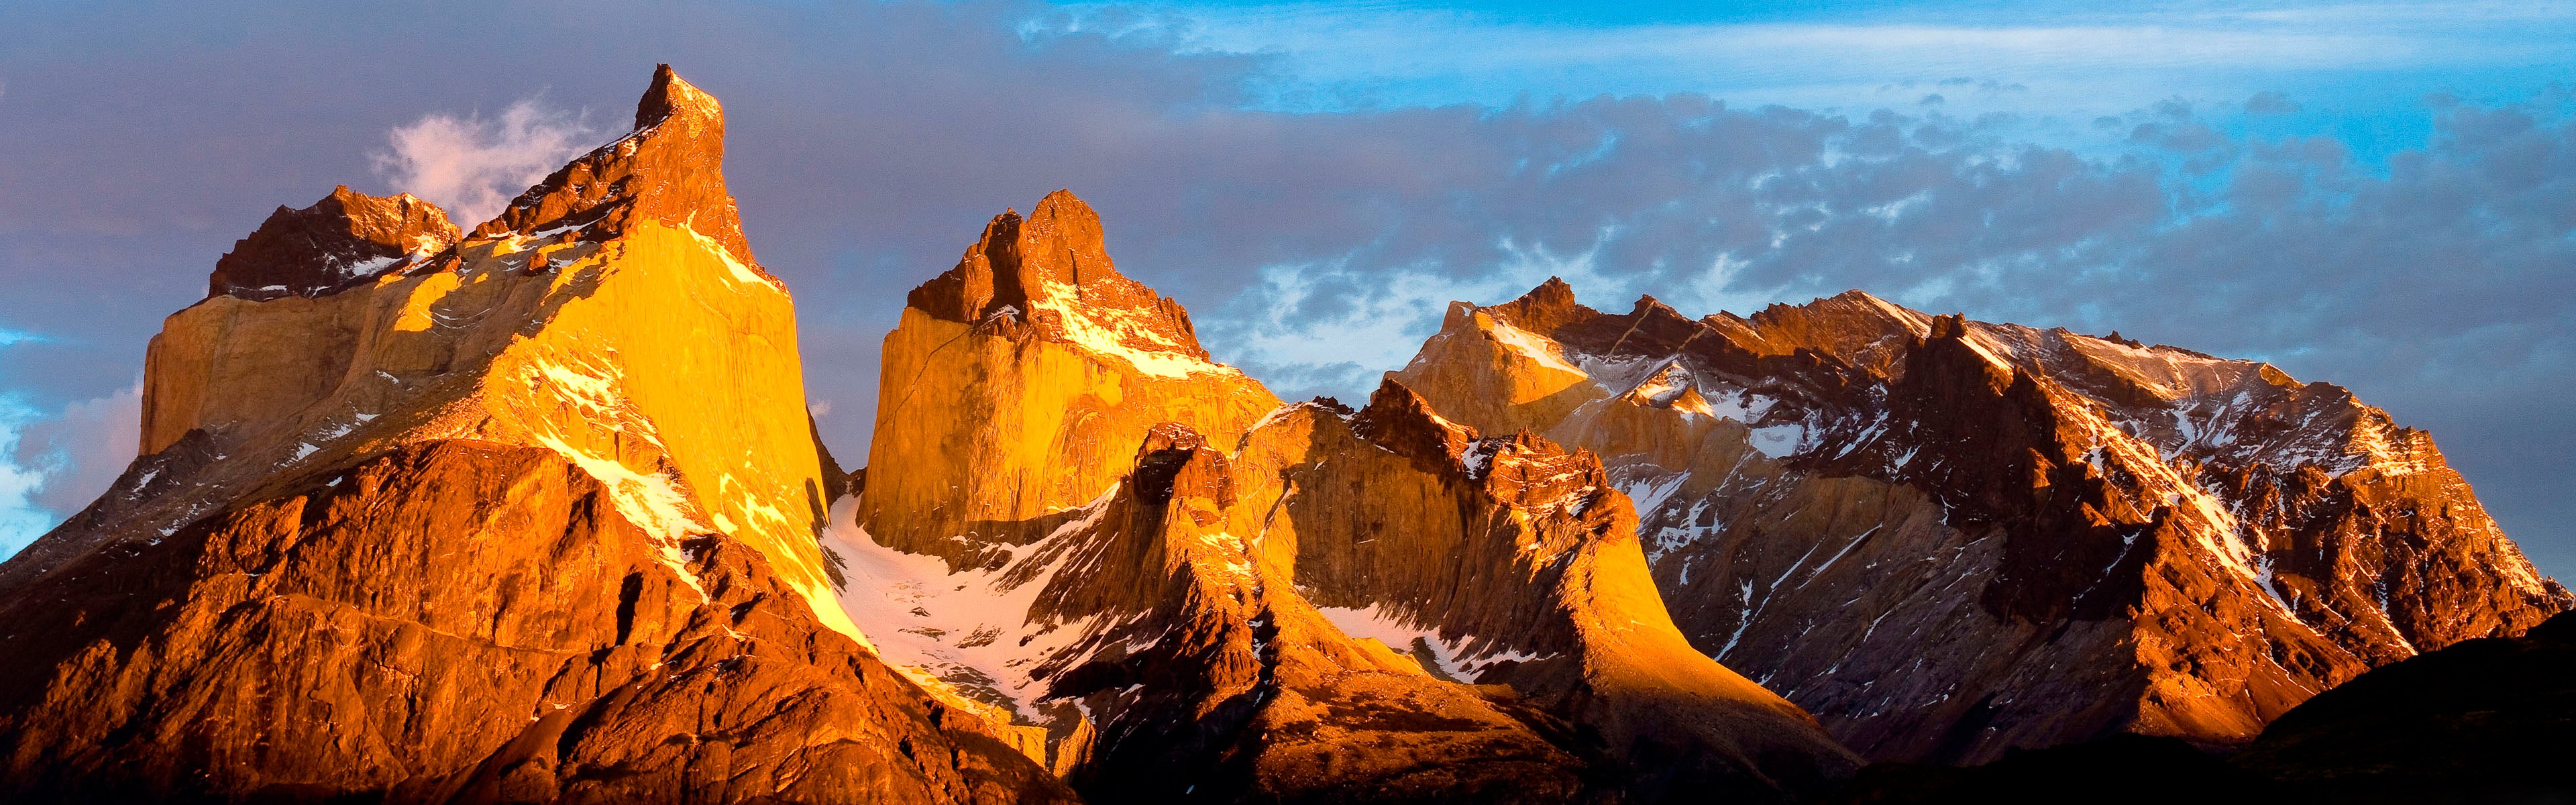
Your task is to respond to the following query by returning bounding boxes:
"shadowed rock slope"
[1832,610,2576,804]
[2230,608,2576,802]
[0,66,1068,804]
[1390,278,2571,763]
[837,195,1858,802]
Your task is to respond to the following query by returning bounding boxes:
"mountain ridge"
[1390,277,2569,762]
[0,64,2562,804]
[0,66,1069,804]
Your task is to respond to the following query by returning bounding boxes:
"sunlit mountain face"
[1,3,2572,804]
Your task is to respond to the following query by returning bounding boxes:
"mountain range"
[0,66,2563,804]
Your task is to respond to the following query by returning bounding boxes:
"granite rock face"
[0,67,1067,804]
[857,191,1283,572]
[837,202,1860,802]
[1389,279,2571,763]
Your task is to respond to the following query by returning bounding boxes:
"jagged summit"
[862,189,1279,577]
[1351,377,1480,468]
[631,62,717,130]
[1485,275,1594,335]
[1394,276,2571,763]
[208,186,457,300]
[0,65,1075,802]
[471,64,766,278]
[904,190,1218,372]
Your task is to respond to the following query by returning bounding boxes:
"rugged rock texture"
[474,64,765,276]
[841,209,1858,802]
[1391,279,2571,763]
[0,67,1065,804]
[1226,382,1862,801]
[0,442,1064,804]
[859,191,1281,570]
[207,185,458,300]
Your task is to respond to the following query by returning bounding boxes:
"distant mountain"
[1389,279,2570,763]
[0,66,1067,804]
[0,63,2559,805]
[837,191,1860,802]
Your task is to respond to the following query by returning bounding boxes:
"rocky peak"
[631,62,719,131]
[207,186,457,300]
[1394,277,2572,765]
[1133,422,1232,509]
[1352,378,1479,469]
[1483,276,1597,336]
[471,64,767,278]
[904,190,1216,367]
[1474,432,1609,511]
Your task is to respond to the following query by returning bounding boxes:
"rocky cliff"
[839,199,1860,802]
[858,191,1282,572]
[1390,279,2571,763]
[0,66,1067,804]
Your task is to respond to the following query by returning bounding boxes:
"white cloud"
[369,98,597,226]
[0,380,142,559]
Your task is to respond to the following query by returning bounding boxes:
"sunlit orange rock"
[857,190,1282,571]
[835,206,1859,802]
[1390,278,2573,763]
[0,66,1067,804]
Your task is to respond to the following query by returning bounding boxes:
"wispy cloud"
[369,98,598,226]
[1063,0,2576,118]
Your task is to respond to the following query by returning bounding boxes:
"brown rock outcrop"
[858,191,1281,571]
[207,185,459,300]
[0,66,1065,803]
[0,441,1064,804]
[1391,280,2571,763]
[836,205,1860,802]
[474,64,766,278]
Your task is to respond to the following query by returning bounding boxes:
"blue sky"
[1063,0,2573,156]
[3,0,2573,573]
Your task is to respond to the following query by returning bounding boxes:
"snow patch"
[1480,315,1582,374]
[1314,602,1552,681]
[1749,423,1805,458]
[826,492,1110,721]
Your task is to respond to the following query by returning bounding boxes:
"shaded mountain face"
[2231,608,2576,802]
[841,198,1860,802]
[207,186,458,300]
[1833,610,2576,804]
[1390,278,2571,763]
[0,66,1067,804]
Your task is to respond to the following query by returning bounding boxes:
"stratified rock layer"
[0,66,1066,804]
[841,204,1858,802]
[1391,279,2571,763]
